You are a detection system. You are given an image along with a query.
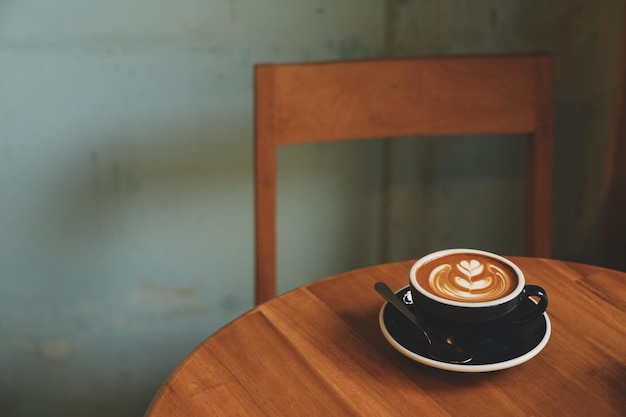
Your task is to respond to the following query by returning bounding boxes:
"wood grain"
[254,55,554,304]
[145,258,626,417]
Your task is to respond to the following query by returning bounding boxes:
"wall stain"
[117,306,210,326]
[133,281,198,303]
[229,0,237,21]
[219,294,246,312]
[20,340,71,360]
[325,37,372,59]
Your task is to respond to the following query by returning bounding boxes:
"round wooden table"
[145,258,626,416]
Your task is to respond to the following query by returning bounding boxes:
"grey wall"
[1,1,623,416]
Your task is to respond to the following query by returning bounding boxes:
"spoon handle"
[375,282,472,364]
[374,282,428,333]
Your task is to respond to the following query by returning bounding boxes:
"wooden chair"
[254,55,554,304]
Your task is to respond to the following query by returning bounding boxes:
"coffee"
[414,253,518,303]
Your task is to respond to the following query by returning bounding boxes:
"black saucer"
[379,286,551,372]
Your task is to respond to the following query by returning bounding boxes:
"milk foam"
[426,258,515,302]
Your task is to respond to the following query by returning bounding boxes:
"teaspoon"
[375,282,472,364]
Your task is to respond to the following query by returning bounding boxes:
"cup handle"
[511,285,548,325]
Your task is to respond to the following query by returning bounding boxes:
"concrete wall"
[0,1,623,416]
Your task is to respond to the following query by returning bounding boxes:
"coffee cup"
[408,249,548,340]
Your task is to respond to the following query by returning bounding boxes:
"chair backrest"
[254,55,553,304]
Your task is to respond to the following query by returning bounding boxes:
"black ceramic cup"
[408,249,548,343]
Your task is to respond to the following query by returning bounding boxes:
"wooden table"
[145,258,626,416]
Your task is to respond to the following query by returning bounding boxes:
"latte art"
[415,254,518,303]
